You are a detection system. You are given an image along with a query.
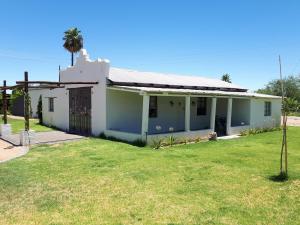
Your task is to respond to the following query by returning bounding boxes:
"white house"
[29,49,281,143]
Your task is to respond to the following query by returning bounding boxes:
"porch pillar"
[226,98,233,135]
[141,95,150,140]
[185,96,191,131]
[210,97,217,131]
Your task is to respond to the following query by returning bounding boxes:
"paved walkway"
[0,130,84,163]
[1,130,84,146]
[0,139,28,163]
[286,116,300,127]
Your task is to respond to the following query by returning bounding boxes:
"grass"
[0,117,54,133]
[0,127,300,224]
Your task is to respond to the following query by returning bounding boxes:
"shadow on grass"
[98,133,146,147]
[269,172,289,182]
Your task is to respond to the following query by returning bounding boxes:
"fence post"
[2,80,7,124]
[24,71,29,131]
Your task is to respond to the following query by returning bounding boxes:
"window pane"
[49,98,54,112]
[264,102,271,116]
[149,96,157,118]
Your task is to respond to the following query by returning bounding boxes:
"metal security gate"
[69,87,91,135]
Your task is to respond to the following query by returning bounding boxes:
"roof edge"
[107,79,248,93]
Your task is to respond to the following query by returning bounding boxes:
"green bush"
[240,127,281,136]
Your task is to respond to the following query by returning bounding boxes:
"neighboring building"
[29,49,281,143]
[10,95,24,117]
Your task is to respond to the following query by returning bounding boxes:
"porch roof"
[109,85,281,99]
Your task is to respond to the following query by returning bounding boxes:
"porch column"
[141,95,150,140]
[226,98,233,135]
[185,96,191,131]
[210,97,217,131]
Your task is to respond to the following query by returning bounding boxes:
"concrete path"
[1,130,84,146]
[0,139,28,163]
[286,116,300,127]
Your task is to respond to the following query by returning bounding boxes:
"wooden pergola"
[1,71,98,132]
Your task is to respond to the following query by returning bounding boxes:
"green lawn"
[0,127,300,225]
[1,117,54,133]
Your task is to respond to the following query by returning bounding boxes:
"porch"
[105,88,250,142]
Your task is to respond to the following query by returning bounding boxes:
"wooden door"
[69,87,91,135]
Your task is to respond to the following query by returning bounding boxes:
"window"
[48,98,54,112]
[197,97,207,115]
[149,96,157,118]
[264,101,271,116]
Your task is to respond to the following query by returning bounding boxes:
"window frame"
[48,98,54,112]
[197,97,207,116]
[149,96,157,118]
[264,101,271,116]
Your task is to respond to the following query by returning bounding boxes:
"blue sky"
[0,0,300,90]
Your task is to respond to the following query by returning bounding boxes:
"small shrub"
[168,135,176,146]
[151,138,164,149]
[240,127,281,136]
[240,130,248,136]
[194,137,202,143]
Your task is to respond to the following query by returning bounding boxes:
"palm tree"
[63,28,83,66]
[221,73,232,83]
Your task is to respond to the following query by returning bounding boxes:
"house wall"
[250,98,281,128]
[148,96,185,134]
[42,88,69,130]
[29,89,48,118]
[11,96,24,117]
[38,49,110,136]
[190,97,212,130]
[106,89,142,134]
[231,98,250,126]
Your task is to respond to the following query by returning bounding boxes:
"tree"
[63,28,83,66]
[257,75,300,102]
[221,74,232,83]
[257,75,300,113]
[37,95,43,124]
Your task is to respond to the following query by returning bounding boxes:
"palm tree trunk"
[71,52,74,66]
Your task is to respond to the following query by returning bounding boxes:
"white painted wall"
[231,98,250,126]
[190,97,212,130]
[42,88,69,131]
[29,89,48,118]
[38,49,110,136]
[148,96,185,134]
[106,89,142,133]
[250,98,281,128]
